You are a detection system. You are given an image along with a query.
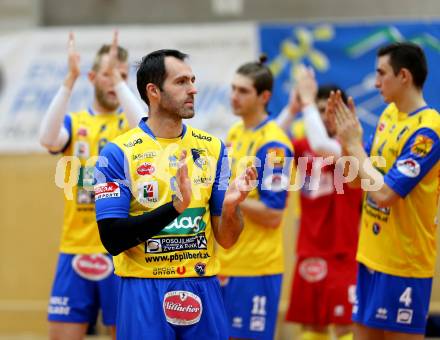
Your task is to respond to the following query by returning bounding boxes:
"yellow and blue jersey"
[59,108,129,254]
[95,118,228,279]
[358,103,440,278]
[217,118,293,276]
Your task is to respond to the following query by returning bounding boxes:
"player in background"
[39,31,144,340]
[217,56,293,340]
[331,42,440,339]
[94,49,257,339]
[277,66,362,340]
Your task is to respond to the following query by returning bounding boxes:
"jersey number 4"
[399,287,412,307]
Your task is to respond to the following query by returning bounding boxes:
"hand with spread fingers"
[224,165,258,207]
[173,150,192,213]
[332,90,363,148]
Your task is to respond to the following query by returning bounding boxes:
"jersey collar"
[138,117,187,140]
[252,116,271,131]
[408,105,429,117]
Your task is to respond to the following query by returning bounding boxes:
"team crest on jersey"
[396,158,421,178]
[410,135,434,158]
[163,290,203,326]
[299,257,328,282]
[94,182,120,200]
[71,254,113,281]
[191,148,208,170]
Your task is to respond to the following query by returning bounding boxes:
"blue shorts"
[220,274,282,340]
[48,253,119,325]
[117,276,228,340]
[352,263,432,334]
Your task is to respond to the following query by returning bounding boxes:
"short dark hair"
[317,84,347,104]
[92,44,128,72]
[136,49,188,106]
[236,54,273,95]
[377,42,427,89]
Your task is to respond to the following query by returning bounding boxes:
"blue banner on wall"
[259,21,440,141]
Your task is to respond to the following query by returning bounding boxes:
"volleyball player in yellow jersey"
[39,32,144,339]
[331,42,440,339]
[217,57,293,340]
[95,49,257,339]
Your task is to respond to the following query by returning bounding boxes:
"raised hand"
[333,91,363,147]
[173,150,192,213]
[67,32,80,80]
[109,30,123,83]
[223,166,258,207]
[294,64,318,107]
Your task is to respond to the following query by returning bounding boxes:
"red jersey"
[293,138,362,257]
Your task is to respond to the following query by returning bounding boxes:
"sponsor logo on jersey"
[396,158,421,178]
[145,233,208,254]
[123,138,143,148]
[378,122,386,132]
[73,141,90,159]
[94,182,120,200]
[267,147,286,168]
[192,131,212,142]
[193,176,213,185]
[132,151,157,161]
[137,162,155,176]
[194,262,206,276]
[299,257,328,282]
[396,308,413,324]
[410,135,434,158]
[163,291,202,326]
[77,126,88,136]
[162,207,206,234]
[71,254,113,281]
[152,266,187,276]
[137,181,159,204]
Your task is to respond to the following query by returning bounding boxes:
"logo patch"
[124,138,143,148]
[410,135,434,158]
[74,141,90,159]
[138,181,159,204]
[162,208,206,234]
[267,147,286,168]
[396,308,413,324]
[71,254,113,281]
[145,234,208,254]
[299,257,328,282]
[372,223,381,235]
[163,291,202,326]
[191,148,208,170]
[249,316,266,332]
[137,162,155,176]
[194,262,206,276]
[77,126,88,136]
[192,131,212,142]
[94,182,120,200]
[396,158,421,178]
